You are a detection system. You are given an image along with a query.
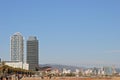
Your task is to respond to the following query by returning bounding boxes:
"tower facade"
[27,36,39,70]
[10,32,24,62]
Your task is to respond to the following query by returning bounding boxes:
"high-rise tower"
[10,32,24,62]
[27,36,39,70]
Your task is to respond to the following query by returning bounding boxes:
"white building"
[4,61,29,70]
[62,68,71,74]
[75,69,80,77]
[84,69,93,75]
[10,32,24,62]
[51,69,59,74]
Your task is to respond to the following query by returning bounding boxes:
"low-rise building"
[4,61,29,70]
[62,68,71,74]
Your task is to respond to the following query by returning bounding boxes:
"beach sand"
[21,77,120,80]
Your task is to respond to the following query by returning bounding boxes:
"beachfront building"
[10,32,24,62]
[4,61,29,70]
[27,36,39,70]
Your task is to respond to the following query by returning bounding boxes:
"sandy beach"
[21,77,120,80]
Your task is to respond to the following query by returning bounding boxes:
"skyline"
[0,0,120,65]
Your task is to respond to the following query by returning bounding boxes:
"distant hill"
[39,64,120,73]
[40,64,84,72]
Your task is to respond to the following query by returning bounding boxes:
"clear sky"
[0,0,120,66]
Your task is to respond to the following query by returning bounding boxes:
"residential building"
[103,66,113,75]
[62,68,71,74]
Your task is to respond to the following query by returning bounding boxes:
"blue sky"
[0,0,120,66]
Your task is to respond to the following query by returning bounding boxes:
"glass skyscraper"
[10,32,24,62]
[27,36,39,70]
